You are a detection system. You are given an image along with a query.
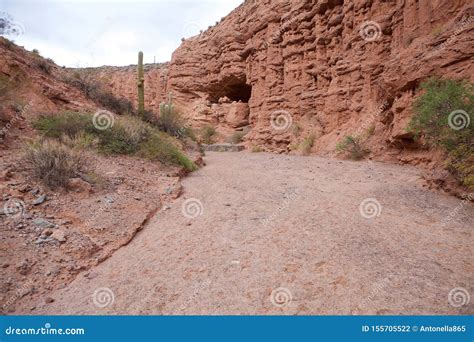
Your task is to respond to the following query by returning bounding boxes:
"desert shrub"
[292,123,302,137]
[33,112,196,170]
[336,135,367,160]
[36,59,53,74]
[251,145,263,153]
[408,78,473,188]
[32,49,40,55]
[36,59,52,74]
[446,143,474,189]
[300,133,316,156]
[93,90,133,115]
[200,125,216,144]
[63,71,133,115]
[139,132,197,171]
[229,131,245,144]
[156,106,186,137]
[367,124,376,136]
[63,71,98,98]
[96,115,149,154]
[24,139,87,188]
[33,112,94,138]
[60,132,98,150]
[408,78,473,147]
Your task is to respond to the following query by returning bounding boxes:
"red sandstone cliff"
[167,0,473,153]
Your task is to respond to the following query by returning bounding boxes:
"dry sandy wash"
[27,152,473,315]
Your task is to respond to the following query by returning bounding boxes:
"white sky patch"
[1,0,243,67]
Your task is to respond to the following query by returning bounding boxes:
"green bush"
[408,78,473,147]
[200,125,216,144]
[336,135,367,160]
[33,112,94,138]
[33,112,196,171]
[300,133,316,156]
[139,132,197,171]
[408,78,473,188]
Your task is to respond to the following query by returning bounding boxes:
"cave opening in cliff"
[209,80,252,103]
[225,82,252,102]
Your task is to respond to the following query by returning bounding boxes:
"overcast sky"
[1,0,243,67]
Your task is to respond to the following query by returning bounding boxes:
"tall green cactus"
[137,51,145,117]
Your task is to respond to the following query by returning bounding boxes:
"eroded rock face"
[164,0,473,154]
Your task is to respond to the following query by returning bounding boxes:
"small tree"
[336,135,367,160]
[408,78,473,188]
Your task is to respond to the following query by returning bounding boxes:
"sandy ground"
[26,152,473,315]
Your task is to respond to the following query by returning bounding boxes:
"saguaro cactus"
[159,92,175,117]
[137,51,145,117]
